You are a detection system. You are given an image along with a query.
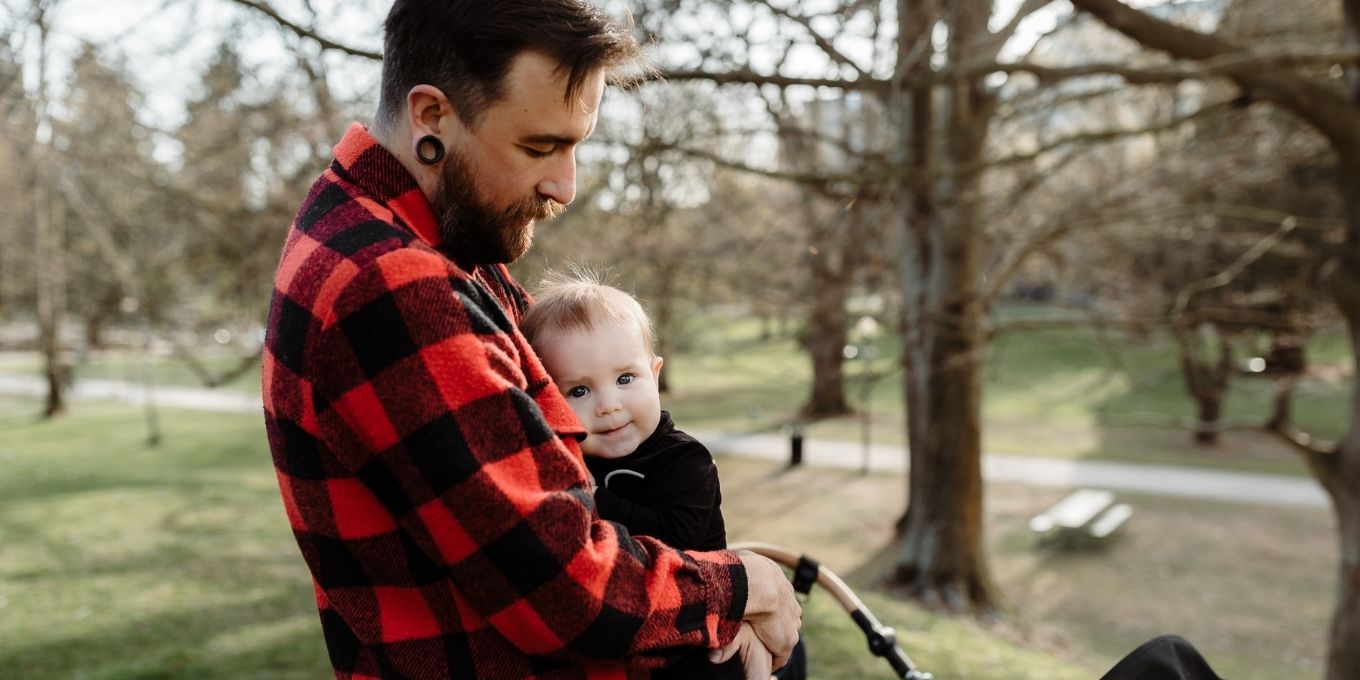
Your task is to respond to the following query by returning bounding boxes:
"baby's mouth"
[596,423,629,437]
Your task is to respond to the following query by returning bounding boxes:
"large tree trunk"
[1318,165,1360,680]
[891,0,999,613]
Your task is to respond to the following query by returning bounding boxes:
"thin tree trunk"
[653,264,676,394]
[1175,327,1231,446]
[29,2,65,418]
[803,233,853,417]
[1194,398,1222,445]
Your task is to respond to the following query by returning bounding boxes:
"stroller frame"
[731,541,935,680]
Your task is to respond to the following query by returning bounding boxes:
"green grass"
[796,590,1094,679]
[0,398,326,678]
[0,397,1097,679]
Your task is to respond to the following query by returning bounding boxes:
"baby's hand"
[709,621,775,680]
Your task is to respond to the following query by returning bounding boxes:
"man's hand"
[734,552,801,670]
[710,622,774,680]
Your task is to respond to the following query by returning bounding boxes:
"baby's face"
[535,319,663,459]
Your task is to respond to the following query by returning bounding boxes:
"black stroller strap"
[792,555,820,595]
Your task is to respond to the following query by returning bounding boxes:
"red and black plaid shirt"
[263,124,747,679]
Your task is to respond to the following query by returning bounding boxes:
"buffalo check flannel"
[263,124,747,679]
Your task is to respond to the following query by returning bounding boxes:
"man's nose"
[537,150,576,206]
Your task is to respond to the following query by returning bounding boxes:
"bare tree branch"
[982,46,1360,86]
[1171,216,1301,324]
[987,97,1237,171]
[223,0,380,60]
[664,46,1360,93]
[1269,422,1338,457]
[756,0,869,79]
[660,67,877,91]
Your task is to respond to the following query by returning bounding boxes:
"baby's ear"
[651,355,664,378]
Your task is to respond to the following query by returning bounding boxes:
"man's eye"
[617,373,635,386]
[524,146,553,158]
[566,385,589,398]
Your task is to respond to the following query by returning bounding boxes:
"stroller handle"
[730,541,935,680]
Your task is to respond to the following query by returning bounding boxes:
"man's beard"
[432,149,564,264]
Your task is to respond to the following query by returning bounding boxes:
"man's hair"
[521,268,655,354]
[377,0,645,127]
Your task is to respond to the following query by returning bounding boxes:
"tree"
[17,0,69,418]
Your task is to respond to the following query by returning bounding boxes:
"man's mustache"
[526,197,565,222]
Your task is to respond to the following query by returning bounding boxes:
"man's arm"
[309,249,753,665]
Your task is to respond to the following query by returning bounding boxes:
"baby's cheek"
[565,400,592,425]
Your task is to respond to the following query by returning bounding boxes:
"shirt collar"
[332,122,446,256]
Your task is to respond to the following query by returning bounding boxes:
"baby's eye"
[617,373,636,386]
[565,385,589,399]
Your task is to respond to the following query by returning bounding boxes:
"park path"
[0,373,1328,509]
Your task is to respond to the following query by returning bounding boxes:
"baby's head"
[522,272,663,460]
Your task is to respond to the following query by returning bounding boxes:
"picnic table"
[1030,488,1132,546]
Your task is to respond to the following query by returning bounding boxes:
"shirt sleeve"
[309,249,747,665]
[593,447,721,550]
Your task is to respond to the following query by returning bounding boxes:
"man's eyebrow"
[523,133,582,146]
[524,119,598,147]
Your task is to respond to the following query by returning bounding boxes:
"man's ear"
[406,84,459,140]
[651,355,664,379]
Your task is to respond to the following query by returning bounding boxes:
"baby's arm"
[594,447,720,548]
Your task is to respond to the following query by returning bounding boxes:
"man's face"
[536,317,664,460]
[433,51,605,264]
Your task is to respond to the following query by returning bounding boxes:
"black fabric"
[586,412,727,551]
[584,412,736,679]
[1099,635,1225,680]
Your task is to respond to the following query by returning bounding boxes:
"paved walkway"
[0,373,1328,508]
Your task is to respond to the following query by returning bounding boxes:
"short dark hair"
[377,0,644,127]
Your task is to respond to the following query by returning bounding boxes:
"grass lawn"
[0,396,1336,678]
[0,398,326,679]
[719,456,1336,680]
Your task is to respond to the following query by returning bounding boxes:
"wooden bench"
[1030,489,1132,546]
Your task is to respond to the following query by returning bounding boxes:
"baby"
[520,273,739,679]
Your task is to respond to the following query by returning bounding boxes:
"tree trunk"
[653,263,677,394]
[802,243,853,418]
[1194,397,1222,445]
[894,284,992,612]
[1319,165,1360,680]
[34,164,66,419]
[1267,376,1296,431]
[890,0,999,613]
[1322,487,1360,680]
[1175,326,1231,447]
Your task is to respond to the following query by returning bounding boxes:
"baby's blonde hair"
[520,268,655,354]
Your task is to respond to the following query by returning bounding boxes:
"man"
[261,2,800,679]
